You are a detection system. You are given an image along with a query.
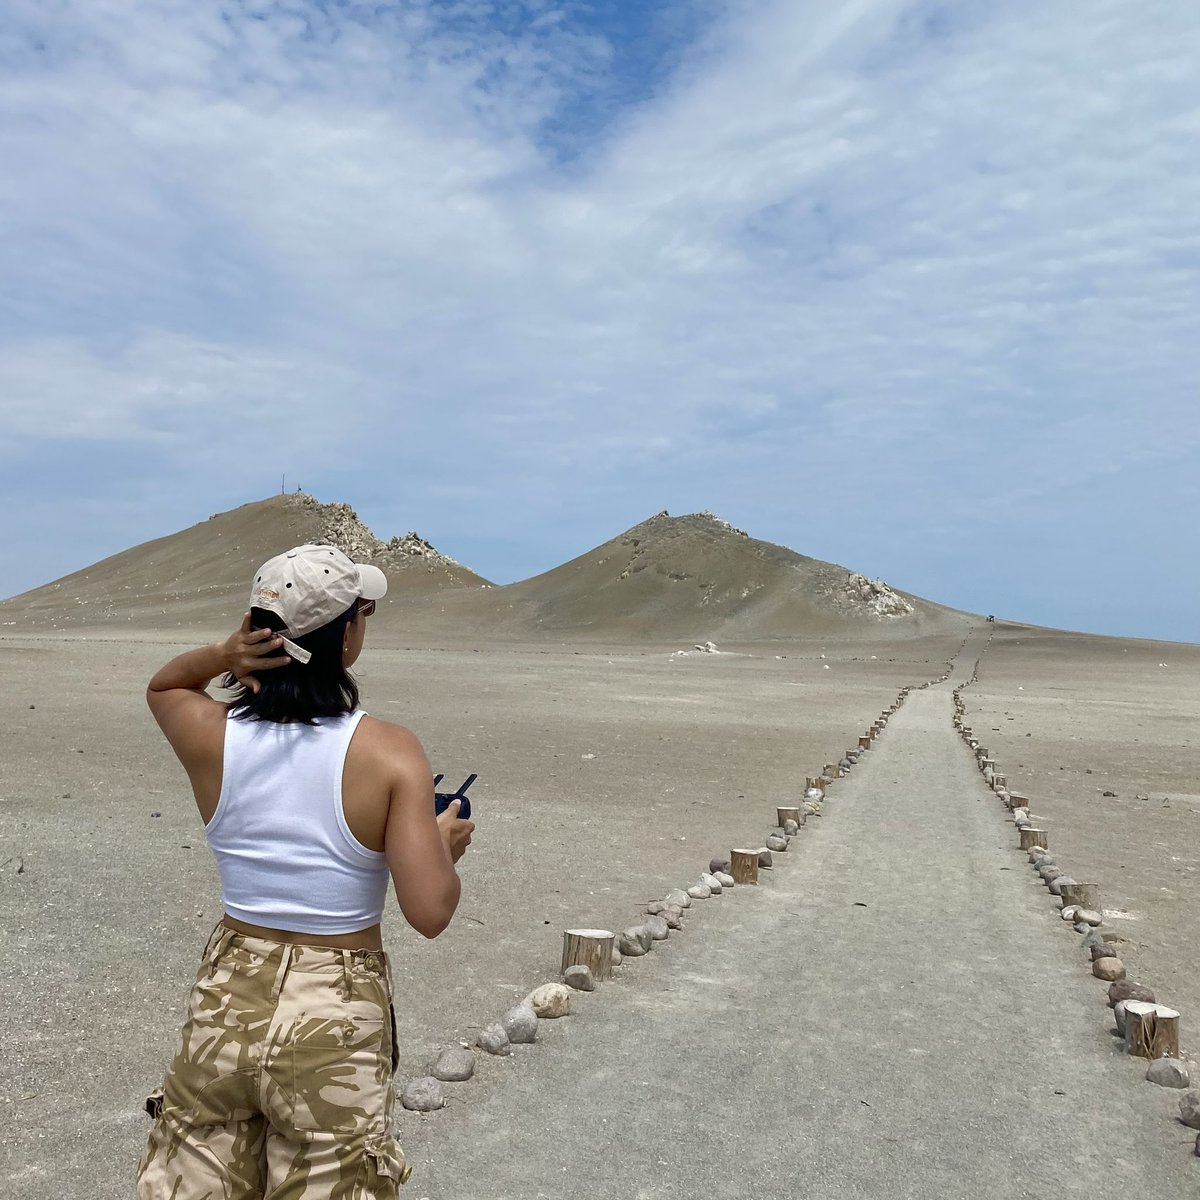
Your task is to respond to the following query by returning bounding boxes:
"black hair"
[224,604,359,724]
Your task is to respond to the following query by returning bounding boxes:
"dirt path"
[398,667,1197,1197]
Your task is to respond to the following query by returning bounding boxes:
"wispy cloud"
[1,0,1197,638]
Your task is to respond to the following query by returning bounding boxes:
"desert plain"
[1,497,1197,1197]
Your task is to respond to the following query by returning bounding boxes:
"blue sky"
[1,0,1197,642]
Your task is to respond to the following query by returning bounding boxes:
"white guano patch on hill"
[842,572,914,618]
[696,511,748,537]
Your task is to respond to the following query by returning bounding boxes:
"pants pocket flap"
[366,1136,412,1186]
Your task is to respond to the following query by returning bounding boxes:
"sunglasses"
[357,598,376,618]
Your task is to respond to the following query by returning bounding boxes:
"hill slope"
[419,510,970,642]
[0,494,490,630]
[0,500,971,641]
[505,511,953,637]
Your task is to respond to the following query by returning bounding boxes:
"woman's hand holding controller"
[436,800,475,863]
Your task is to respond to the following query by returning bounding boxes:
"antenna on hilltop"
[281,473,286,496]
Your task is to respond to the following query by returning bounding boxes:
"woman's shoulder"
[353,714,428,761]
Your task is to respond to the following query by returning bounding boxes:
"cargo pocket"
[291,1006,386,1134]
[135,1090,169,1195]
[361,1136,412,1195]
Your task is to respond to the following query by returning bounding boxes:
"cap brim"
[358,563,388,600]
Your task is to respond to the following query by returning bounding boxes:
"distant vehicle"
[986,614,996,623]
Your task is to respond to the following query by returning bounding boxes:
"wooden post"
[1019,828,1048,851]
[1058,882,1100,910]
[993,774,1007,790]
[858,736,871,750]
[776,805,802,829]
[1124,1002,1181,1059]
[562,929,615,980]
[730,849,760,885]
[806,776,818,790]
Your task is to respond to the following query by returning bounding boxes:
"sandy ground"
[1,621,1195,1196]
[400,678,1197,1198]
[0,627,953,1198]
[960,624,1200,1036]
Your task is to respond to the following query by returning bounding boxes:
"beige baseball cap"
[250,544,388,664]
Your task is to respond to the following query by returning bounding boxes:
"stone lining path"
[398,671,1197,1198]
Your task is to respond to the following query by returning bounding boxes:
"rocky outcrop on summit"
[304,497,482,586]
[0,493,489,629]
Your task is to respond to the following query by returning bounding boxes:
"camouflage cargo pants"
[137,925,411,1198]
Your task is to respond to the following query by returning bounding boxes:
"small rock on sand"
[708,856,731,875]
[1114,1001,1130,1038]
[687,884,711,899]
[526,983,572,1018]
[714,871,735,887]
[1179,1091,1200,1130]
[477,1024,511,1056]
[501,1004,539,1043]
[757,849,773,868]
[701,872,723,894]
[401,1076,445,1112]
[564,965,595,991]
[1108,980,1155,1009]
[643,915,670,941]
[432,1045,476,1082]
[1092,958,1125,981]
[1146,1059,1190,1089]
[665,888,692,909]
[618,928,649,956]
[765,835,788,853]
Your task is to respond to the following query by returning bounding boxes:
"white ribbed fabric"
[206,709,389,935]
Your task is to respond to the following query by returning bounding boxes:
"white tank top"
[206,709,389,935]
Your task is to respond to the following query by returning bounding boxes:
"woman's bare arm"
[146,615,289,786]
[381,726,473,938]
